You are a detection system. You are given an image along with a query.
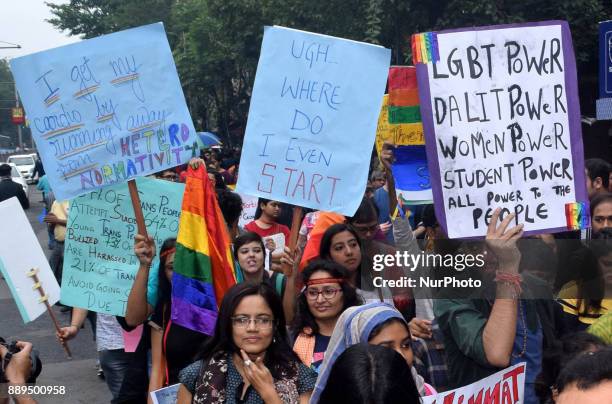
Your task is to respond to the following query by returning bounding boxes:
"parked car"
[7,162,29,201]
[6,154,35,183]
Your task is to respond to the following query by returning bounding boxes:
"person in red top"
[245,199,291,273]
[245,198,291,240]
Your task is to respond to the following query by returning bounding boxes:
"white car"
[6,154,35,183]
[7,162,29,200]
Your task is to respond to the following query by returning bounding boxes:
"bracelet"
[70,323,81,329]
[494,271,522,298]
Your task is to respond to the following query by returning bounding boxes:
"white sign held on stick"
[0,197,60,323]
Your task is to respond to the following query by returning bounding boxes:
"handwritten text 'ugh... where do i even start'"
[255,39,344,207]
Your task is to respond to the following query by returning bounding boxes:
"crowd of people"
[1,144,611,404]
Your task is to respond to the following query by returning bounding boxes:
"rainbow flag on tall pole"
[171,165,237,335]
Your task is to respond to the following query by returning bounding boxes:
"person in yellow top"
[558,228,612,331]
[44,200,69,284]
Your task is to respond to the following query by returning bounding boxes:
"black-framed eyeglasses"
[305,288,342,301]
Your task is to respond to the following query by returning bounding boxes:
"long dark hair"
[319,223,360,260]
[254,198,273,220]
[157,238,177,303]
[291,260,362,336]
[346,197,379,225]
[590,192,612,219]
[535,331,605,403]
[319,343,420,404]
[197,283,299,378]
[575,228,612,314]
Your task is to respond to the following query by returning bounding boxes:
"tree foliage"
[46,0,611,142]
[0,60,33,149]
[0,60,17,146]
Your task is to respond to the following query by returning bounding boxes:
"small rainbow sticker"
[110,73,139,86]
[411,32,439,64]
[565,202,590,230]
[44,92,60,107]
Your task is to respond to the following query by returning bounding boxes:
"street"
[1,188,112,403]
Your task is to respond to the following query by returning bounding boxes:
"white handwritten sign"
[422,363,525,404]
[237,26,390,216]
[0,197,60,323]
[237,193,259,229]
[417,22,588,238]
[61,177,184,315]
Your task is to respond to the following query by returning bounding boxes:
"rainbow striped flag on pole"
[171,165,237,335]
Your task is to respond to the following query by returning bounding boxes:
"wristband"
[494,271,522,298]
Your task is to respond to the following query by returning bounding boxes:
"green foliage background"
[41,0,612,145]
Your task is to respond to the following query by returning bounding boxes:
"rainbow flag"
[171,165,237,335]
[565,201,590,231]
[411,32,439,64]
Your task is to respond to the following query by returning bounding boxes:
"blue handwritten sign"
[599,20,612,98]
[10,23,197,201]
[236,26,390,216]
[597,20,612,120]
[61,177,184,316]
[391,145,432,204]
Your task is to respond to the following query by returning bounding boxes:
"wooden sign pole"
[282,207,303,278]
[127,179,148,238]
[26,268,72,359]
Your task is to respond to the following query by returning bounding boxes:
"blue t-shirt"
[146,257,160,307]
[311,334,331,373]
[373,187,394,244]
[511,301,543,404]
[36,175,51,197]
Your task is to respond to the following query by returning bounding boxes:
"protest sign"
[415,21,588,238]
[596,20,612,120]
[422,363,525,404]
[376,66,431,204]
[391,145,432,204]
[10,23,197,201]
[236,26,390,216]
[150,384,180,404]
[61,177,184,315]
[237,193,259,228]
[0,197,60,323]
[375,95,425,156]
[263,232,286,271]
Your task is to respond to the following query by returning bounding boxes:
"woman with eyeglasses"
[177,283,317,404]
[319,220,413,314]
[291,260,363,373]
[310,302,435,404]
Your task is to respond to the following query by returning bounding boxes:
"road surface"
[1,188,112,403]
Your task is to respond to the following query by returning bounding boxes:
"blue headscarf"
[310,302,405,403]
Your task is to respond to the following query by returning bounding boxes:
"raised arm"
[380,142,398,217]
[482,209,524,367]
[126,234,155,327]
[281,247,298,324]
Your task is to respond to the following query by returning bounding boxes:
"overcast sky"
[0,0,80,60]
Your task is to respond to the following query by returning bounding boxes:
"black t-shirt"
[151,302,209,385]
[311,334,331,373]
[115,316,150,403]
[262,270,286,299]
